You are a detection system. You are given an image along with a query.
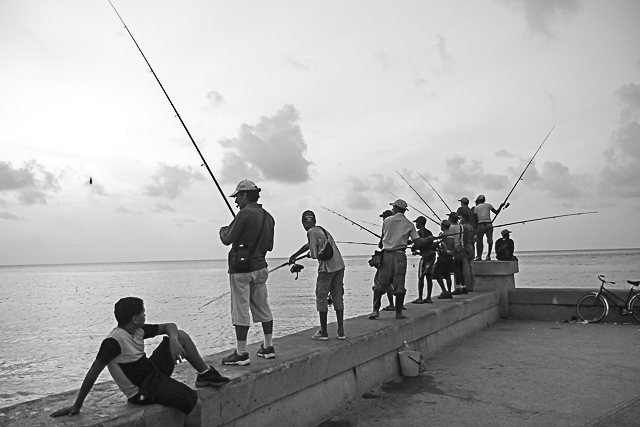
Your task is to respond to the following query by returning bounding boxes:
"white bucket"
[398,350,421,377]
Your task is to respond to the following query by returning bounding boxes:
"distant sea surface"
[1,248,639,409]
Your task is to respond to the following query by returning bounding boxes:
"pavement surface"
[319,319,640,427]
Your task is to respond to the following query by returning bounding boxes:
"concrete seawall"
[1,291,500,427]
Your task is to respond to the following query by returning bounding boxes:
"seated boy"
[51,297,230,427]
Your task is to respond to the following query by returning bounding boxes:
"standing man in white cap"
[474,195,504,261]
[219,179,276,366]
[495,229,518,261]
[369,199,429,320]
[289,210,347,340]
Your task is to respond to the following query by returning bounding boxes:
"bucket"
[398,350,421,377]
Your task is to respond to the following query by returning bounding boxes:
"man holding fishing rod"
[369,199,431,320]
[219,179,276,366]
[289,210,347,340]
[474,195,505,261]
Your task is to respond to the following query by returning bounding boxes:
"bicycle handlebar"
[598,275,615,285]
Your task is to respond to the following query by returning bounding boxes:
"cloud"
[435,34,453,63]
[495,149,519,158]
[218,104,312,184]
[207,91,225,108]
[283,53,316,71]
[155,202,176,213]
[531,161,590,198]
[501,0,583,38]
[0,211,22,220]
[599,83,640,198]
[441,155,510,198]
[0,160,60,205]
[144,163,206,199]
[115,206,141,214]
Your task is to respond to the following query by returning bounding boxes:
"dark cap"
[441,219,451,228]
[302,210,316,223]
[379,209,394,219]
[501,229,511,235]
[458,197,469,204]
[448,212,459,220]
[413,216,427,224]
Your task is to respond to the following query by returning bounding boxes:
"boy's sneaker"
[368,310,379,319]
[195,366,231,387]
[257,344,276,359]
[222,350,250,366]
[337,331,346,340]
[312,330,329,341]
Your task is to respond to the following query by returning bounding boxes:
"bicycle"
[576,275,640,323]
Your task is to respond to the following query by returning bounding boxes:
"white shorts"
[229,268,273,326]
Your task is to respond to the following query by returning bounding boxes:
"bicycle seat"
[627,280,640,286]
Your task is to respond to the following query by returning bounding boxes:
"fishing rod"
[268,253,310,273]
[321,207,381,239]
[389,192,440,226]
[357,219,382,228]
[336,241,378,246]
[108,1,236,218]
[396,171,442,221]
[198,291,230,310]
[493,126,555,223]
[417,172,452,212]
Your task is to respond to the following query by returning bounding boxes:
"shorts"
[229,267,273,326]
[316,268,345,311]
[127,338,198,415]
[373,251,407,295]
[418,255,435,278]
[476,222,494,243]
[433,255,453,279]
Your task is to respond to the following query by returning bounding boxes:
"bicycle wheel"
[576,294,607,323]
[629,295,640,323]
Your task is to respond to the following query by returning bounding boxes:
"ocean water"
[1,249,639,409]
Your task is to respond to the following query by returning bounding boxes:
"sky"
[1,0,639,266]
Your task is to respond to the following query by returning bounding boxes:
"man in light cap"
[495,229,518,261]
[219,179,276,365]
[474,195,504,261]
[368,199,429,320]
[289,210,346,340]
[379,209,396,311]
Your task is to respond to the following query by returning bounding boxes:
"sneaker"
[195,366,230,387]
[337,331,346,340]
[424,298,434,303]
[222,350,250,366]
[451,290,462,295]
[368,310,379,319]
[312,330,329,341]
[411,298,424,304]
[382,305,395,311]
[485,255,491,261]
[437,293,453,299]
[473,256,481,261]
[395,313,407,320]
[257,344,276,359]
[461,288,468,294]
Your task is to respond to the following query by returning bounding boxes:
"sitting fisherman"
[51,296,229,427]
[495,229,518,261]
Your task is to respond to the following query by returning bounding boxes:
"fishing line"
[108,1,235,217]
[417,172,452,212]
[389,192,440,226]
[396,171,442,221]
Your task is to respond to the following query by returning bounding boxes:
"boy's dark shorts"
[127,337,198,414]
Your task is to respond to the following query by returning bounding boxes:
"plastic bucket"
[398,350,421,377]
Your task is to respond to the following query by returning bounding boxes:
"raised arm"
[290,243,310,264]
[51,360,106,417]
[157,323,186,363]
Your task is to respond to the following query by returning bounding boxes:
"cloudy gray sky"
[1,0,639,265]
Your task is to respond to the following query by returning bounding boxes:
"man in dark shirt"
[495,229,518,261]
[219,179,276,366]
[51,297,229,427]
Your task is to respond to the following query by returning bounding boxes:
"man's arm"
[51,360,107,417]
[219,212,245,246]
[290,243,310,264]
[157,323,186,363]
[490,203,506,215]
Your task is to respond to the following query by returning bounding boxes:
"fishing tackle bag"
[231,210,266,272]
[368,250,383,269]
[316,227,334,261]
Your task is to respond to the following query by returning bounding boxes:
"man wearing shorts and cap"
[379,209,397,311]
[369,199,429,320]
[219,179,276,365]
[410,216,436,304]
[474,195,504,261]
[289,210,347,340]
[495,229,518,261]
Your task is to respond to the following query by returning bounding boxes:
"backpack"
[316,227,334,261]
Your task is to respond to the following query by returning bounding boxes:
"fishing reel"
[290,263,304,280]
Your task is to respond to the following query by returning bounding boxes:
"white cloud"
[0,160,60,205]
[0,211,21,220]
[218,104,312,184]
[144,164,206,199]
[501,0,583,38]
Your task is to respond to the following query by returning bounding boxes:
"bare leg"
[178,330,208,373]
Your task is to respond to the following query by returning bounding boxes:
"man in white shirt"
[474,195,504,261]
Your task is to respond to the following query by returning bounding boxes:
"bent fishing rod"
[108,1,235,218]
[321,207,381,239]
[389,192,440,226]
[417,172,452,212]
[396,171,442,221]
[493,126,555,223]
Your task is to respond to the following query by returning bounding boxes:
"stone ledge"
[0,291,500,427]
